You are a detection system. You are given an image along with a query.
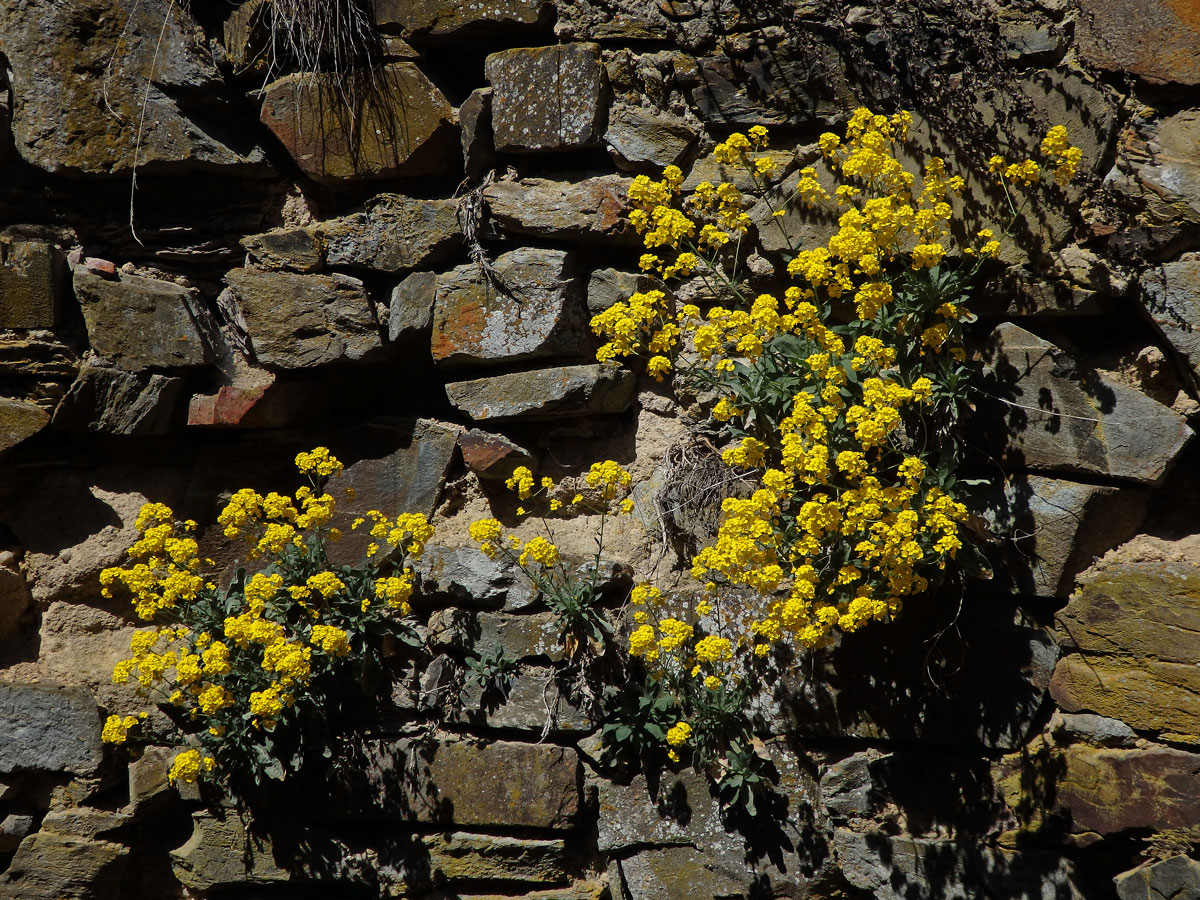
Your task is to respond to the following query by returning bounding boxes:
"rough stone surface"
[429,608,562,659]
[484,175,636,243]
[417,833,568,887]
[1122,111,1200,222]
[485,44,607,152]
[0,682,102,775]
[1115,855,1200,900]
[170,810,289,891]
[586,268,667,316]
[240,226,325,273]
[605,104,697,173]
[1143,259,1200,385]
[613,847,748,900]
[334,737,579,829]
[389,271,439,343]
[53,362,183,435]
[446,364,636,421]
[979,323,1192,484]
[375,0,553,39]
[452,665,589,731]
[1049,711,1138,748]
[0,398,50,455]
[997,740,1200,835]
[459,87,495,178]
[1076,0,1200,85]
[457,428,535,480]
[74,270,213,371]
[321,194,462,272]
[224,268,382,368]
[431,249,587,369]
[980,475,1148,597]
[0,0,268,175]
[185,354,279,427]
[259,64,457,181]
[0,239,63,328]
[1051,560,1200,741]
[834,829,1086,900]
[416,544,539,611]
[0,832,128,900]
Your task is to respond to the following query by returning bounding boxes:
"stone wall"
[1,0,1200,897]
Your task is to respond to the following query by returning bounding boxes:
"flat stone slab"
[446,364,636,422]
[0,682,103,776]
[223,268,382,368]
[1076,0,1200,85]
[485,43,606,152]
[74,270,212,371]
[431,249,587,369]
[979,322,1192,484]
[0,239,63,328]
[483,175,636,244]
[259,63,457,181]
[321,194,462,273]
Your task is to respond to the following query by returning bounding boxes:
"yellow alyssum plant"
[592,108,1081,780]
[100,447,433,784]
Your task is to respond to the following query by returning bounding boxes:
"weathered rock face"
[431,249,588,368]
[997,739,1200,835]
[605,104,697,173]
[321,194,462,272]
[332,737,579,829]
[0,0,268,176]
[485,43,607,152]
[374,0,553,40]
[484,175,636,243]
[0,682,102,775]
[0,831,128,900]
[979,323,1193,484]
[1115,855,1200,900]
[445,363,636,421]
[74,270,213,372]
[223,268,383,368]
[259,64,458,181]
[1051,560,1200,742]
[389,270,438,343]
[240,226,326,273]
[456,428,534,480]
[1143,258,1200,385]
[980,475,1148,597]
[1076,0,1200,85]
[53,361,183,435]
[415,543,539,611]
[0,397,50,455]
[0,239,63,328]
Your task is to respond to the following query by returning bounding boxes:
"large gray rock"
[1119,111,1200,223]
[428,608,562,659]
[586,268,667,316]
[613,847,750,900]
[0,239,64,328]
[979,323,1192,484]
[446,364,636,422]
[1143,259,1200,385]
[449,665,589,732]
[484,175,636,244]
[389,271,438,343]
[415,544,539,611]
[431,249,588,369]
[321,194,462,272]
[74,270,213,371]
[53,362,183,435]
[0,0,267,175]
[485,43,607,152]
[240,226,325,273]
[980,475,1148,597]
[0,682,103,775]
[223,268,383,368]
[0,832,128,900]
[605,104,697,173]
[834,830,1085,900]
[259,64,458,181]
[1115,855,1200,900]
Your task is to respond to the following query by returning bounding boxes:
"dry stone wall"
[0,0,1199,897]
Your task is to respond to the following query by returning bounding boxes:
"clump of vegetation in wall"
[586,109,1082,811]
[100,448,432,784]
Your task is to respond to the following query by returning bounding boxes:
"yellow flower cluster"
[100,447,431,783]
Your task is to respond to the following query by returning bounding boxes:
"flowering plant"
[99,448,433,784]
[592,109,1081,798]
